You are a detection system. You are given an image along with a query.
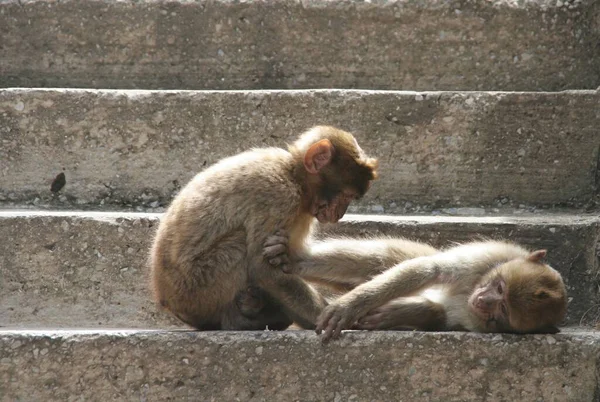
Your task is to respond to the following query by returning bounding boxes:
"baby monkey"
[264,234,567,341]
[150,126,377,331]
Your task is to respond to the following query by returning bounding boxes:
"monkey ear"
[304,139,334,174]
[527,249,547,263]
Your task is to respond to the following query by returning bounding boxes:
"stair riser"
[1,213,597,328]
[1,0,598,91]
[1,89,598,210]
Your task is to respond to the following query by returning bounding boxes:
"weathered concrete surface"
[0,329,599,401]
[0,211,598,328]
[0,0,598,91]
[1,89,598,210]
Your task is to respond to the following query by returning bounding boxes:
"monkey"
[263,234,567,341]
[149,126,378,331]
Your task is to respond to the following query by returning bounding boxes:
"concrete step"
[1,89,598,211]
[0,210,598,329]
[1,0,598,91]
[0,329,599,401]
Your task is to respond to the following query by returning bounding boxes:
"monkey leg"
[224,290,294,331]
[153,230,250,330]
[164,272,293,331]
[255,270,327,329]
[355,296,446,331]
[234,286,267,317]
[220,299,293,331]
[226,286,294,331]
[251,289,295,331]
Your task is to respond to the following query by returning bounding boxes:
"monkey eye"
[496,280,507,295]
[500,303,508,317]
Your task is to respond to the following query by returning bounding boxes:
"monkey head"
[468,250,567,334]
[291,126,378,224]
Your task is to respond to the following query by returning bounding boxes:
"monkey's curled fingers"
[354,307,389,330]
[315,303,357,343]
[263,230,293,273]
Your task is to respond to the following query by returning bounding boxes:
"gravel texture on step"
[0,329,598,401]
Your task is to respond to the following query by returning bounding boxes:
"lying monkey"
[150,126,377,330]
[264,235,568,341]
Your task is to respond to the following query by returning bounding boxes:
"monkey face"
[312,187,356,224]
[468,277,511,332]
[297,126,378,223]
[470,257,567,333]
[312,152,376,224]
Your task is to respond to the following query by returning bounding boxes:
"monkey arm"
[316,254,455,341]
[354,296,447,331]
[247,217,328,329]
[253,243,327,329]
[255,269,327,329]
[265,236,438,285]
[297,239,399,285]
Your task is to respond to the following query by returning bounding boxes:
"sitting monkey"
[150,126,377,331]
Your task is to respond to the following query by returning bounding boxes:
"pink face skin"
[311,191,356,224]
[468,277,510,330]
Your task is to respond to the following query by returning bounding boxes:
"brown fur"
[149,126,377,330]
[495,260,567,332]
[264,236,567,340]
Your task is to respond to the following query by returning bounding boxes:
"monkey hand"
[354,305,395,330]
[263,229,293,274]
[315,301,360,343]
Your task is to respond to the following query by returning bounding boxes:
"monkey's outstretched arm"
[264,236,438,285]
[298,240,402,284]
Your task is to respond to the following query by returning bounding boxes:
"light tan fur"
[150,126,377,330]
[265,236,567,340]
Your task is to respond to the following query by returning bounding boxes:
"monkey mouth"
[314,201,334,223]
[315,203,341,224]
[468,296,485,318]
[316,209,339,224]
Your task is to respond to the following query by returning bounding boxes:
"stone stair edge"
[0,327,599,341]
[1,0,582,8]
[2,87,599,96]
[1,209,598,225]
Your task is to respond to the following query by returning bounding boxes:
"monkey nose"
[477,296,492,308]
